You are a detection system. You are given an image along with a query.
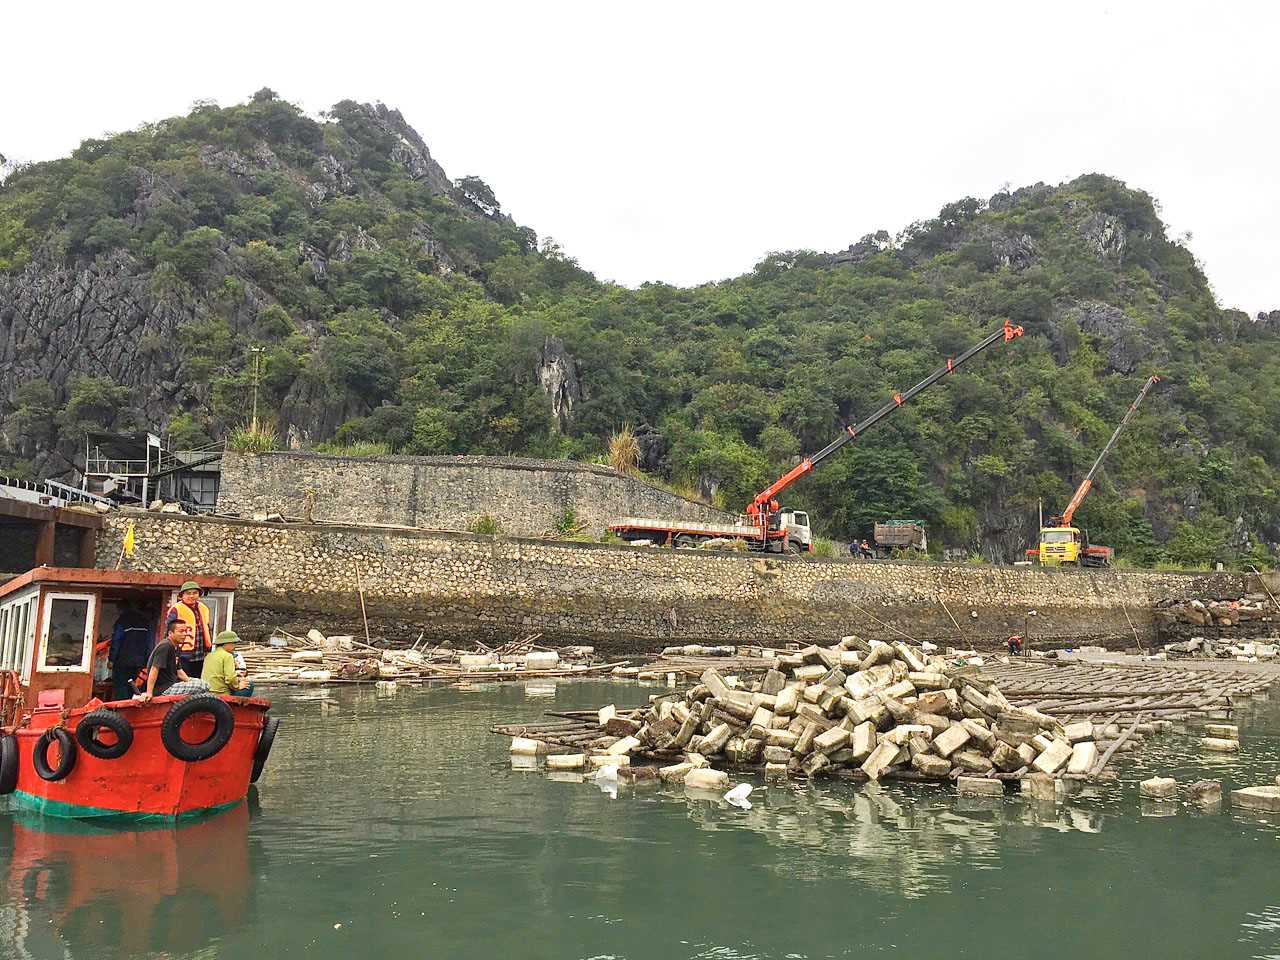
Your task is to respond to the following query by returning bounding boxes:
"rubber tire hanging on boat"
[33,728,77,782]
[161,694,235,762]
[0,734,18,794]
[75,708,135,760]
[250,715,281,783]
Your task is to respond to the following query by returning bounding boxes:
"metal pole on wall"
[250,346,264,433]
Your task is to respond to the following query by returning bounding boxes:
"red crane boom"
[747,319,1026,526]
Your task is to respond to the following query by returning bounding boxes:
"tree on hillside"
[0,95,1275,568]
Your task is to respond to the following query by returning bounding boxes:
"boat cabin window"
[205,591,235,635]
[38,592,97,672]
[0,590,38,680]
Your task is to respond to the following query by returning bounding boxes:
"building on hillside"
[81,432,223,513]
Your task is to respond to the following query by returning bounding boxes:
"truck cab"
[778,510,812,552]
[1038,526,1081,566]
[1036,526,1113,567]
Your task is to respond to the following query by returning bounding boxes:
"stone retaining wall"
[217,451,729,536]
[97,513,1247,653]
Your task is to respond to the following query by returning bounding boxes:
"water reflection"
[571,771,1125,899]
[495,685,1280,906]
[0,800,254,959]
[2,680,1277,960]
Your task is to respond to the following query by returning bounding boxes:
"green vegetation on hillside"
[1,93,1277,568]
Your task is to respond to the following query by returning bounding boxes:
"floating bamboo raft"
[492,653,1279,784]
[975,659,1276,719]
[495,706,1156,784]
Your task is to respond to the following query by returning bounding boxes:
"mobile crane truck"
[609,320,1026,552]
[1030,373,1161,567]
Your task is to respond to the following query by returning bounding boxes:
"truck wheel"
[788,542,805,555]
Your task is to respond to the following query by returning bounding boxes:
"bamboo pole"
[354,562,371,647]
[1250,565,1280,614]
[850,601,921,644]
[1089,715,1141,776]
[939,597,966,644]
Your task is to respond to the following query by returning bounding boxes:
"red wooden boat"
[0,567,280,820]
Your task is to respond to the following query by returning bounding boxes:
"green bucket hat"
[179,580,203,594]
[213,630,240,646]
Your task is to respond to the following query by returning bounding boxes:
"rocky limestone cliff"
[536,335,585,430]
[0,99,526,474]
[0,249,249,471]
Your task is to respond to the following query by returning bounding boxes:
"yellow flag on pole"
[122,521,136,557]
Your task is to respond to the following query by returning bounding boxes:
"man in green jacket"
[202,630,255,697]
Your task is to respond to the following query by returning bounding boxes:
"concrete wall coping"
[241,450,640,479]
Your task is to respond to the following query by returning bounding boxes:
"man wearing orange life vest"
[166,580,213,679]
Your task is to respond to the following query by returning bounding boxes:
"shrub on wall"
[469,514,502,535]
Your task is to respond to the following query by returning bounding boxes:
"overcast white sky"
[4,1,1277,312]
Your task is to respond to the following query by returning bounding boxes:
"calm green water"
[3,679,1280,960]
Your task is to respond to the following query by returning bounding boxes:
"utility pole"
[249,347,265,432]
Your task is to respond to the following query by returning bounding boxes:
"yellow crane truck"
[1031,374,1161,567]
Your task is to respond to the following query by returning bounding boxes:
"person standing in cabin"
[202,630,255,697]
[108,599,154,701]
[166,581,213,680]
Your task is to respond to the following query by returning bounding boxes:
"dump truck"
[874,520,927,556]
[609,320,1025,552]
[1030,374,1160,567]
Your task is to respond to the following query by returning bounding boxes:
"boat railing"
[0,669,23,730]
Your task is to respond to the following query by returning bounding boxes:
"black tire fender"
[250,715,281,784]
[33,727,77,782]
[161,694,235,762]
[0,734,18,794]
[75,708,134,760]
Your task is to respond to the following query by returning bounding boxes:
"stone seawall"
[217,451,729,536]
[98,514,1246,653]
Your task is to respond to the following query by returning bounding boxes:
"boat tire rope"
[161,694,235,762]
[33,728,77,782]
[75,709,134,760]
[250,715,281,784]
[0,734,17,794]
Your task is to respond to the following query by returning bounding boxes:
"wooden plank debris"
[242,629,621,685]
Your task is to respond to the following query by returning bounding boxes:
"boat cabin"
[0,568,237,712]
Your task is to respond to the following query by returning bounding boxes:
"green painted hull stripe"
[10,790,241,822]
